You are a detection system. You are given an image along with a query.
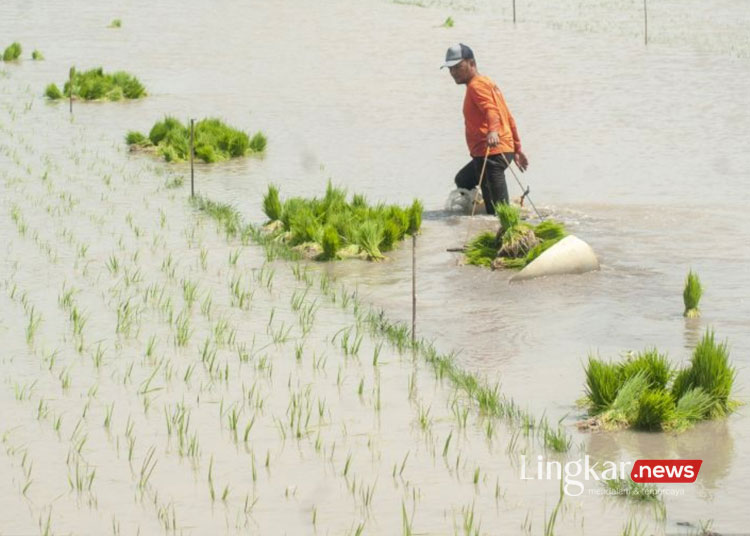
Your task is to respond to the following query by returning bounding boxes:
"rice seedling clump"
[683,269,702,318]
[262,182,422,261]
[45,67,146,101]
[126,117,266,163]
[31,49,44,60]
[464,203,567,269]
[581,330,738,432]
[3,42,22,62]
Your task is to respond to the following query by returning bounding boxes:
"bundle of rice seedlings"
[683,269,702,318]
[464,231,497,267]
[357,221,385,260]
[533,220,566,241]
[498,224,538,258]
[125,131,148,146]
[128,117,265,163]
[320,225,340,260]
[602,371,650,426]
[584,357,622,413]
[495,202,520,232]
[109,19,122,28]
[45,84,62,100]
[32,50,44,61]
[619,349,672,390]
[407,199,423,234]
[634,390,675,431]
[2,42,22,62]
[289,207,321,246]
[672,387,713,427]
[263,185,282,221]
[381,221,401,251]
[679,330,735,416]
[49,67,146,101]
[249,132,267,152]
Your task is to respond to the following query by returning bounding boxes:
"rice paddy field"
[2,0,749,534]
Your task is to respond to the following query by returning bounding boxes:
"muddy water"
[2,0,750,533]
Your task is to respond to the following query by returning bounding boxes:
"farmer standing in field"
[443,43,528,215]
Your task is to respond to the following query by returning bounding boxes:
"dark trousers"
[454,153,514,215]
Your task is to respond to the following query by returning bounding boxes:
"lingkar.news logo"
[520,455,702,496]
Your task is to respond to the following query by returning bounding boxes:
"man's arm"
[508,113,528,172]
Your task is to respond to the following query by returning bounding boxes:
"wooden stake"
[411,233,416,345]
[69,66,75,114]
[644,0,648,46]
[513,0,516,24]
[190,118,195,198]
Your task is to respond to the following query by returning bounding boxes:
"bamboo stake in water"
[69,66,75,114]
[190,119,195,198]
[411,234,416,345]
[513,0,516,24]
[643,0,648,45]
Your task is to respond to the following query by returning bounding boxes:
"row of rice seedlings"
[126,117,266,163]
[45,67,146,101]
[464,203,567,269]
[582,329,737,431]
[261,182,423,261]
[196,194,575,455]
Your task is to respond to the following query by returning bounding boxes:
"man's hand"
[487,131,500,148]
[514,150,529,172]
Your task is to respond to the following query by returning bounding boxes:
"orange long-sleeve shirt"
[463,75,522,158]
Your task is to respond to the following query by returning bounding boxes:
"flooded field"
[2,0,749,534]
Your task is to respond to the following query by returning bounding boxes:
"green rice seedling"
[620,349,672,390]
[602,371,650,426]
[138,446,157,492]
[108,19,122,28]
[442,16,454,28]
[672,387,713,427]
[181,279,199,307]
[496,202,520,231]
[228,248,241,266]
[125,131,147,145]
[106,254,120,275]
[174,310,192,347]
[634,390,675,431]
[26,306,42,345]
[263,185,282,221]
[407,199,423,234]
[320,225,340,260]
[32,49,44,60]
[543,424,572,452]
[357,220,384,260]
[3,42,22,62]
[683,269,702,318]
[584,356,622,412]
[674,330,735,416]
[464,231,496,267]
[602,478,661,503]
[165,175,184,189]
[533,220,566,241]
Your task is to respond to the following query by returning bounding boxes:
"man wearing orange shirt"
[442,43,529,215]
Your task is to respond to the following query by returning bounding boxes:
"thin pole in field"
[644,0,648,45]
[69,66,75,114]
[412,234,416,345]
[190,118,195,198]
[513,0,516,24]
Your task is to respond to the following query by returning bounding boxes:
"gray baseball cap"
[441,43,474,69]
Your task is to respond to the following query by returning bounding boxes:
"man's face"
[448,59,472,84]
